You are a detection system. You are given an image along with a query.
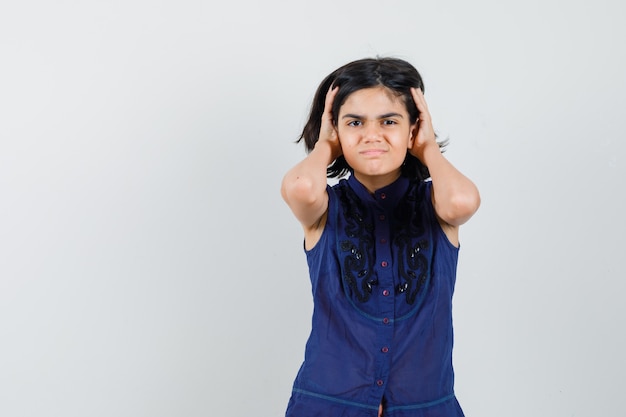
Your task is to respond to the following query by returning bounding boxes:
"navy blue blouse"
[285,175,464,417]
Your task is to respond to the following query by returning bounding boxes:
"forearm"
[421,143,480,226]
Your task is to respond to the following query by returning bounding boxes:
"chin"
[364,165,397,176]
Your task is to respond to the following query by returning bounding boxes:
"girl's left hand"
[409,87,438,162]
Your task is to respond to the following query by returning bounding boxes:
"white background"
[1,1,624,416]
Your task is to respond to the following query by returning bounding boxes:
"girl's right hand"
[318,85,342,158]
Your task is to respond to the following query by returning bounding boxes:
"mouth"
[360,149,387,157]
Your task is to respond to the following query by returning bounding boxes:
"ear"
[407,122,418,149]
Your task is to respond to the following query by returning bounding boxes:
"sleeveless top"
[285,174,465,417]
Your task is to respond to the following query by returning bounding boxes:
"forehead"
[339,87,406,114]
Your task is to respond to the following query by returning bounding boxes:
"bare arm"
[281,87,342,241]
[409,88,480,243]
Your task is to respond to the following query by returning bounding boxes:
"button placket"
[375,208,392,300]
[373,202,393,394]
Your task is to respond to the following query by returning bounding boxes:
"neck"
[353,170,401,194]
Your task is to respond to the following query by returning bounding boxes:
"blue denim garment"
[286,175,464,417]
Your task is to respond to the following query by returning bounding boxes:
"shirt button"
[381,346,389,353]
[380,193,386,200]
[381,261,388,267]
[379,214,386,221]
[376,380,384,386]
[382,317,390,324]
[382,290,390,296]
[380,238,387,244]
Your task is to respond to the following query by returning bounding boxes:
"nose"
[363,123,382,142]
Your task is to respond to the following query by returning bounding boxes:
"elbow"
[439,189,481,226]
[281,174,319,207]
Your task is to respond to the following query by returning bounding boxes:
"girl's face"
[336,86,416,192]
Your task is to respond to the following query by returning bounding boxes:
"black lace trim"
[394,237,429,304]
[337,184,375,303]
[393,181,431,305]
[336,180,431,306]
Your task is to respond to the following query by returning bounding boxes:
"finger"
[411,87,431,122]
[323,85,339,121]
[320,86,339,140]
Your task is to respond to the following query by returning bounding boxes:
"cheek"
[337,130,354,147]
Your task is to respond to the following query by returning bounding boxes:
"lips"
[360,148,387,156]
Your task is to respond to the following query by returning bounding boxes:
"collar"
[347,174,410,210]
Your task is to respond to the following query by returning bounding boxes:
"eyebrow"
[341,112,405,119]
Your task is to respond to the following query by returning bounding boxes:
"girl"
[281,57,480,417]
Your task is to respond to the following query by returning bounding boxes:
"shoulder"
[302,183,337,251]
[404,180,459,246]
[303,179,350,250]
[420,180,460,247]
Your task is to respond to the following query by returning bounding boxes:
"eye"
[382,119,397,125]
[347,120,362,127]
